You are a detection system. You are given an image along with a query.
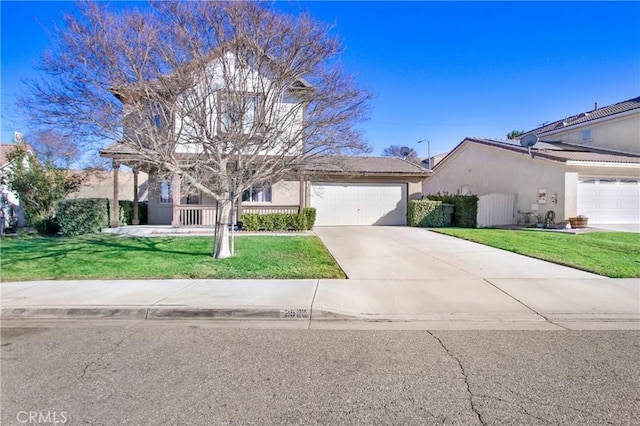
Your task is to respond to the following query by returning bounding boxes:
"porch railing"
[175,204,301,227]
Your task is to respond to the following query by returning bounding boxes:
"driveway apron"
[313,226,638,323]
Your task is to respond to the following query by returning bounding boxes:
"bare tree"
[27,129,79,168]
[21,1,371,258]
[382,145,419,163]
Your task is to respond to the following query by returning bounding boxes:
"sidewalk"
[2,278,638,330]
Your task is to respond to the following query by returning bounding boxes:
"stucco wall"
[423,142,569,220]
[540,112,640,154]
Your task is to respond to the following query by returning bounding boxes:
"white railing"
[177,205,218,226]
[175,204,301,227]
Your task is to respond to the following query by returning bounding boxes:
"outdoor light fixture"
[417,139,431,170]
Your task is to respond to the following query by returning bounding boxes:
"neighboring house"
[101,48,429,227]
[0,143,33,229]
[67,169,148,203]
[424,97,640,227]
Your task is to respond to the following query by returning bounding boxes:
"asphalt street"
[1,323,638,425]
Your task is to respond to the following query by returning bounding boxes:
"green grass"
[0,234,346,282]
[433,228,640,278]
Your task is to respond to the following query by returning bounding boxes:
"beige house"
[424,97,640,227]
[100,142,428,227]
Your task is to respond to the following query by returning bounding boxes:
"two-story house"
[101,48,428,228]
[423,97,640,227]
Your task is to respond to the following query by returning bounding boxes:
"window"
[242,182,271,203]
[581,129,592,141]
[160,180,173,204]
[219,93,260,134]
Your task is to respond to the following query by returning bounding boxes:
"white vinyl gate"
[477,193,516,227]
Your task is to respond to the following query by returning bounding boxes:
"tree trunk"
[213,199,233,259]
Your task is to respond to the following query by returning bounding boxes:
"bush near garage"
[241,212,310,232]
[425,194,478,228]
[407,200,444,227]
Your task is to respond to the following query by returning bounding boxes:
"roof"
[305,155,429,176]
[523,96,640,136]
[438,137,640,167]
[0,143,33,167]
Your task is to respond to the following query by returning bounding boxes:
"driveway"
[313,226,640,324]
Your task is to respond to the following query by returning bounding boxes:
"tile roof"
[523,96,640,136]
[459,138,640,165]
[305,155,430,175]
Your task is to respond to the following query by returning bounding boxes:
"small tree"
[382,145,420,163]
[506,130,525,140]
[1,146,82,234]
[21,1,371,257]
[27,129,79,169]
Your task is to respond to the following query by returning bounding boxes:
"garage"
[577,178,640,224]
[310,183,407,226]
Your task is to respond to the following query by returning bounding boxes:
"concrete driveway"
[313,226,640,325]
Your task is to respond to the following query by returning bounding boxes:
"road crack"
[78,329,141,381]
[426,330,485,426]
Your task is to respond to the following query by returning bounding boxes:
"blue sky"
[1,1,639,159]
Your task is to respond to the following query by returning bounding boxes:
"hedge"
[407,200,444,228]
[57,198,109,237]
[241,209,314,232]
[425,194,478,228]
[302,207,317,229]
[115,200,148,225]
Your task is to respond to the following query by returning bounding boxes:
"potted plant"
[569,215,589,229]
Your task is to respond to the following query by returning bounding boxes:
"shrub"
[287,213,308,231]
[57,198,109,236]
[241,212,308,231]
[425,194,478,228]
[302,207,316,230]
[115,200,148,225]
[34,218,61,236]
[242,213,260,232]
[407,200,444,227]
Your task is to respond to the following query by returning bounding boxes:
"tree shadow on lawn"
[1,235,212,265]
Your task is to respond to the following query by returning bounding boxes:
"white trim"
[566,161,640,168]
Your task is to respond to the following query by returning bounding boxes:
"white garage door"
[310,183,407,226]
[577,178,640,224]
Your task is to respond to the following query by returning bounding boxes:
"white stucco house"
[0,143,33,229]
[423,97,640,227]
[100,45,429,228]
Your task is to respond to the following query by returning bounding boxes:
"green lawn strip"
[0,234,346,281]
[432,229,640,278]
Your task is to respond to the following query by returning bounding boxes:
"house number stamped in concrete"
[280,309,310,319]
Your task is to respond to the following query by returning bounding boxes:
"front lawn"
[433,229,640,278]
[0,234,346,282]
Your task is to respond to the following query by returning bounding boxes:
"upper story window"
[581,129,592,141]
[218,93,260,134]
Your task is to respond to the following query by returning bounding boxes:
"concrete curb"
[2,306,313,321]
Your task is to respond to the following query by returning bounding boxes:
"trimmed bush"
[242,213,260,232]
[287,213,308,231]
[425,194,478,228]
[241,212,308,232]
[407,200,444,228]
[302,207,316,230]
[57,198,109,237]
